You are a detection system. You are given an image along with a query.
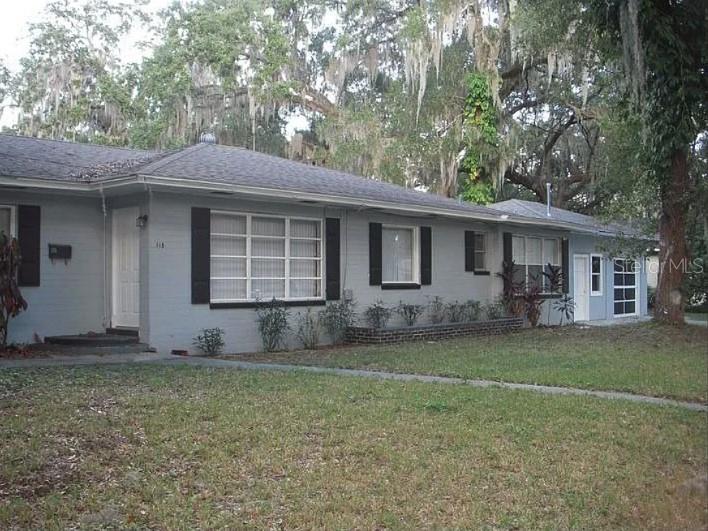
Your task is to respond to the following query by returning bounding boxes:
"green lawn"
[228,322,708,403]
[1,366,706,529]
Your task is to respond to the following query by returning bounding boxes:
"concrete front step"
[31,342,152,356]
[44,333,139,347]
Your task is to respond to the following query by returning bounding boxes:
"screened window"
[512,235,560,292]
[382,226,418,283]
[210,212,322,302]
[475,233,486,271]
[0,206,15,238]
[613,259,637,316]
[591,255,603,295]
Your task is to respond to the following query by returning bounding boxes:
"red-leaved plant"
[0,233,27,348]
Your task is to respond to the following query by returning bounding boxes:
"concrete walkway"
[155,356,708,412]
[1,353,705,412]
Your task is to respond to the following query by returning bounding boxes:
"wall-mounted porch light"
[136,214,148,228]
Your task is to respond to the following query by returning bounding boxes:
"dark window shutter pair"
[561,238,570,293]
[18,205,41,287]
[464,231,476,272]
[191,208,210,304]
[325,218,341,300]
[369,223,431,286]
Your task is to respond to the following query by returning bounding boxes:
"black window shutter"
[325,218,341,300]
[465,230,475,272]
[503,232,513,265]
[561,237,570,293]
[18,205,41,287]
[420,226,432,285]
[191,207,210,304]
[369,222,382,286]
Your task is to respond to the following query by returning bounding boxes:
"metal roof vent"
[199,131,216,144]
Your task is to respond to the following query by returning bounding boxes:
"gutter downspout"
[100,186,109,330]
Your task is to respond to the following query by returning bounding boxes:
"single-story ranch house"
[0,134,648,353]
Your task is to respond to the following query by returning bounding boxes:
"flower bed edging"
[345,317,524,345]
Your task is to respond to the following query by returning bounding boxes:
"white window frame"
[210,210,324,303]
[512,235,561,294]
[381,224,420,285]
[590,253,603,296]
[613,257,639,317]
[474,232,487,271]
[0,205,17,238]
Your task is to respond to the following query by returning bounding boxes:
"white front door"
[112,207,140,328]
[573,255,590,322]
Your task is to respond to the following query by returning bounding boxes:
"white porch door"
[112,207,140,328]
[573,255,590,322]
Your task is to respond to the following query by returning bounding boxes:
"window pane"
[512,264,526,286]
[474,250,486,271]
[512,236,525,263]
[527,238,542,264]
[291,239,320,258]
[290,219,319,238]
[211,214,246,235]
[624,288,635,300]
[211,257,246,278]
[252,258,285,278]
[252,217,285,236]
[528,265,543,290]
[591,256,601,274]
[614,273,623,286]
[291,259,320,278]
[252,237,285,257]
[591,275,600,292]
[290,279,320,298]
[211,279,246,300]
[614,302,624,315]
[211,235,246,256]
[252,279,285,299]
[475,233,485,252]
[382,227,413,282]
[0,208,10,237]
[625,301,636,314]
[544,239,558,265]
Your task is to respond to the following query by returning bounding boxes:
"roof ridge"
[137,143,208,175]
[0,133,154,154]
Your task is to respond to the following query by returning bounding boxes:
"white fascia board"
[0,173,614,236]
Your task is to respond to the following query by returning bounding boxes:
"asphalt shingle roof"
[1,134,637,236]
[492,199,641,236]
[0,134,159,181]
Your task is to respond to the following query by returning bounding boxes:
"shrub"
[462,300,482,322]
[0,233,27,348]
[427,296,446,324]
[484,301,506,320]
[497,259,525,317]
[320,299,357,344]
[364,300,392,329]
[255,298,290,352]
[193,327,225,356]
[296,308,321,350]
[523,286,544,327]
[396,302,425,326]
[445,301,467,323]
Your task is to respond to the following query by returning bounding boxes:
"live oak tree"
[586,0,707,323]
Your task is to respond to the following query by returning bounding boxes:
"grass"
[227,322,708,403]
[0,365,706,529]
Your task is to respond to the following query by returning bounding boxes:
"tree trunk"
[655,148,689,324]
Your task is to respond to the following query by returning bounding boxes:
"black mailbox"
[48,244,72,260]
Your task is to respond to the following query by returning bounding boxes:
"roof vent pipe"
[546,182,552,217]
